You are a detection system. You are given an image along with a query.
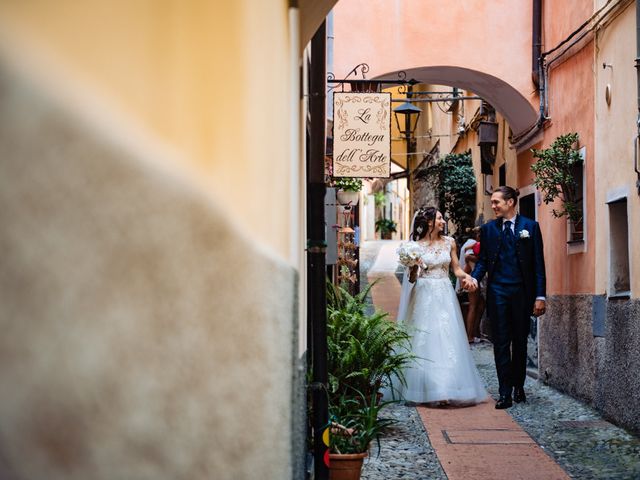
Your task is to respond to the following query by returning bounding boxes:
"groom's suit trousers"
[487,282,530,397]
[487,225,529,397]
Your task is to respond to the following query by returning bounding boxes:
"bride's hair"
[412,206,442,240]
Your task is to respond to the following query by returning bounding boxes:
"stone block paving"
[474,343,640,480]
[359,240,640,480]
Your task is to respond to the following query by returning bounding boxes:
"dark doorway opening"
[520,192,535,220]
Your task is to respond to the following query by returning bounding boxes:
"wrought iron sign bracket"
[327,63,417,94]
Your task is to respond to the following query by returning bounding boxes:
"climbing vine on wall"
[416,151,477,239]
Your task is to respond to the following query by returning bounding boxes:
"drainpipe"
[308,21,330,480]
[511,0,544,150]
[532,0,542,88]
[635,0,640,193]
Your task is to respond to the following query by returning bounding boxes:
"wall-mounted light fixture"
[393,101,422,139]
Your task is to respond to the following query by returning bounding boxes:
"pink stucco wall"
[536,42,595,295]
[332,0,536,134]
[332,0,598,296]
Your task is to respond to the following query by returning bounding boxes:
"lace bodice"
[417,237,453,279]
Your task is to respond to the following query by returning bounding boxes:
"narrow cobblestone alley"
[359,241,640,480]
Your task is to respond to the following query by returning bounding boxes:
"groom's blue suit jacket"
[471,215,546,309]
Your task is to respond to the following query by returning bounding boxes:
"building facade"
[332,0,640,433]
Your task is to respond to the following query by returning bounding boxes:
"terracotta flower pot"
[329,452,368,480]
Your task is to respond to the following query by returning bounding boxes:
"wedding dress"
[397,237,487,405]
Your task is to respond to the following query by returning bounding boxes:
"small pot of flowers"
[333,177,363,206]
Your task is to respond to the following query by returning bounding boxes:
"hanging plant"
[531,132,583,224]
[333,177,363,192]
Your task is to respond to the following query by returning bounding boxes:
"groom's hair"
[495,186,520,206]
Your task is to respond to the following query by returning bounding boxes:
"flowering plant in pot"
[333,177,363,206]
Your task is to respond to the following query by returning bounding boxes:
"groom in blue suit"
[469,186,546,409]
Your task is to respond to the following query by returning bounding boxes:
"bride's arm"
[450,238,474,282]
[408,265,418,283]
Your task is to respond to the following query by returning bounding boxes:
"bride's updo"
[411,206,440,241]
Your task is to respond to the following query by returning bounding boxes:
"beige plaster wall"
[595,4,640,298]
[414,85,466,162]
[0,56,296,479]
[0,0,298,262]
[0,2,303,478]
[417,89,518,227]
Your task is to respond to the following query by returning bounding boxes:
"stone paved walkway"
[359,240,640,480]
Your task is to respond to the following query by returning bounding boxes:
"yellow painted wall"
[0,3,308,477]
[422,90,519,229]
[0,0,296,261]
[388,86,409,170]
[595,4,640,298]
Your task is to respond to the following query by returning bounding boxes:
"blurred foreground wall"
[0,1,302,478]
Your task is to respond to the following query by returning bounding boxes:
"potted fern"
[326,281,415,479]
[375,218,397,239]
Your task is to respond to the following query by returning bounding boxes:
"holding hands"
[461,275,477,292]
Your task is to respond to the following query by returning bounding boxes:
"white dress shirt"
[502,214,517,233]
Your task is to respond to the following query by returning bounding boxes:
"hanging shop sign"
[333,92,391,178]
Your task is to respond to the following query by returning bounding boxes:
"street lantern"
[393,101,422,139]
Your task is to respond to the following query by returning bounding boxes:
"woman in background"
[463,227,486,343]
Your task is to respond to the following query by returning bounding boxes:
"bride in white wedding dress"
[396,207,487,405]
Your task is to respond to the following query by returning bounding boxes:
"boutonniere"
[519,229,530,239]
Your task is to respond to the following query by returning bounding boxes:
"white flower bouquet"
[396,241,423,268]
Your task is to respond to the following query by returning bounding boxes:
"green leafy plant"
[416,152,476,239]
[374,218,397,235]
[374,191,387,223]
[325,281,416,454]
[531,132,583,224]
[333,177,363,192]
[329,389,397,455]
[373,191,387,208]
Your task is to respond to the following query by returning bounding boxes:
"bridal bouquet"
[396,241,423,268]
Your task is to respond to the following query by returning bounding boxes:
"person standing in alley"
[470,186,546,409]
[460,227,485,344]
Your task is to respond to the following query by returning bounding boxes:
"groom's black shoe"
[514,387,527,403]
[495,395,513,409]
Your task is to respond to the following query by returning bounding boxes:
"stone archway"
[374,65,537,138]
[328,0,538,140]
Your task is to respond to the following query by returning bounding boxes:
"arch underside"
[377,66,538,138]
[298,2,538,139]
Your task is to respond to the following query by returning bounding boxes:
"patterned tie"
[503,220,514,240]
